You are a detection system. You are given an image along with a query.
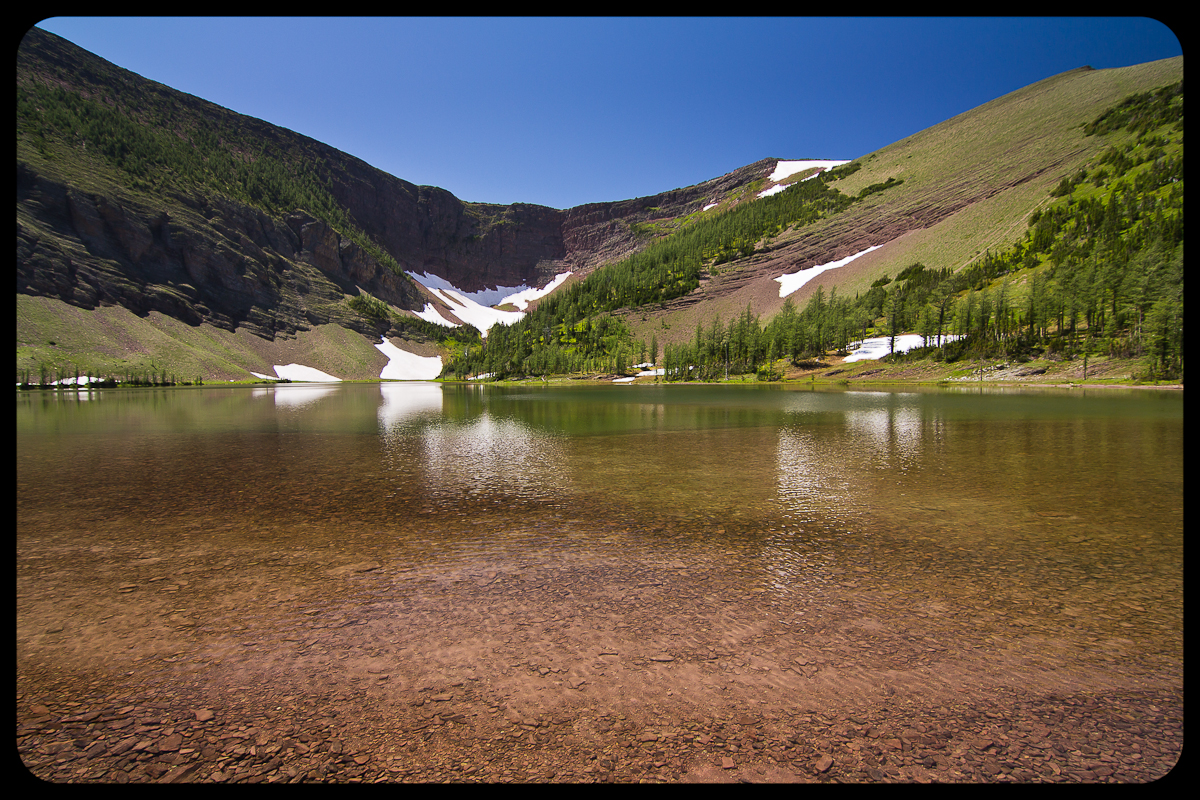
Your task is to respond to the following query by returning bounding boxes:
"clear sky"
[27,17,1183,210]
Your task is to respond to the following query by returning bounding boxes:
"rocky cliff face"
[271,138,776,296]
[16,28,776,341]
[18,161,423,340]
[557,159,778,276]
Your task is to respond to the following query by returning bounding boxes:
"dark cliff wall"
[17,161,422,340]
[16,27,775,341]
[310,147,569,294]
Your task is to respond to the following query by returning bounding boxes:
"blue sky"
[28,17,1182,210]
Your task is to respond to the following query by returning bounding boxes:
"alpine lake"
[17,380,1183,783]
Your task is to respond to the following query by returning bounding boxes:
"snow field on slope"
[758,159,852,197]
[775,245,884,298]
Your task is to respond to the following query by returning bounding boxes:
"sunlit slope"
[812,57,1184,290]
[16,293,406,382]
[652,56,1185,340]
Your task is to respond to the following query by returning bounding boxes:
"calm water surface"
[17,382,1183,661]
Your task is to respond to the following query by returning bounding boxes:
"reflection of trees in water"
[843,397,928,470]
[768,393,940,595]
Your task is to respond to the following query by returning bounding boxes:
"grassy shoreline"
[455,352,1182,390]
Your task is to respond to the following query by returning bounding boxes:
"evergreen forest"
[445,81,1183,382]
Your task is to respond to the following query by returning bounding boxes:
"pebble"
[17,534,1183,784]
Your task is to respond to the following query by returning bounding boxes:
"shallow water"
[16,381,1185,782]
[17,382,1183,661]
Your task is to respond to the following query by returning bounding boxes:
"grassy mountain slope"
[627,57,1183,346]
[16,25,1182,383]
[459,58,1181,383]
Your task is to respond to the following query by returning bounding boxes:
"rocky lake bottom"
[18,383,1183,783]
[17,503,1183,784]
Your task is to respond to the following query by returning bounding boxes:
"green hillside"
[445,61,1183,383]
[15,26,1182,386]
[823,57,1185,288]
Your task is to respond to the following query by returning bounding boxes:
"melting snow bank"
[37,376,104,386]
[374,338,443,380]
[407,271,523,335]
[776,245,884,298]
[426,287,525,336]
[407,271,572,336]
[500,271,573,310]
[843,334,964,362]
[613,367,664,382]
[248,341,443,382]
[414,303,460,329]
[758,159,852,197]
[269,364,342,382]
[769,159,852,182]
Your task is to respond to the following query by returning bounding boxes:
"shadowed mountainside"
[17,27,773,350]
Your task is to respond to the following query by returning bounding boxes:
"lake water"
[18,381,1182,651]
[16,381,1184,780]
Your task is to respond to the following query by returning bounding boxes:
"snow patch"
[272,364,342,382]
[414,303,460,328]
[374,338,443,380]
[407,271,572,336]
[500,271,573,310]
[43,375,103,386]
[776,245,884,298]
[843,334,963,362]
[768,159,851,182]
[759,159,852,198]
[408,271,522,307]
[250,339,441,383]
[428,287,525,336]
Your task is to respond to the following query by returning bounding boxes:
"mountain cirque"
[17,24,781,349]
[17,27,1184,378]
[16,32,1184,783]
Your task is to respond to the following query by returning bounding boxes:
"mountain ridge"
[16,26,1182,382]
[18,28,785,346]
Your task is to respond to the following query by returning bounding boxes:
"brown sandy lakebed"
[16,521,1183,784]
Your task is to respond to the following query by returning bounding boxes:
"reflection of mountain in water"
[375,384,569,503]
[263,384,340,408]
[377,382,444,429]
[419,413,569,503]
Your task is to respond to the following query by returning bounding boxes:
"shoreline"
[448,374,1183,390]
[442,346,1182,391]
